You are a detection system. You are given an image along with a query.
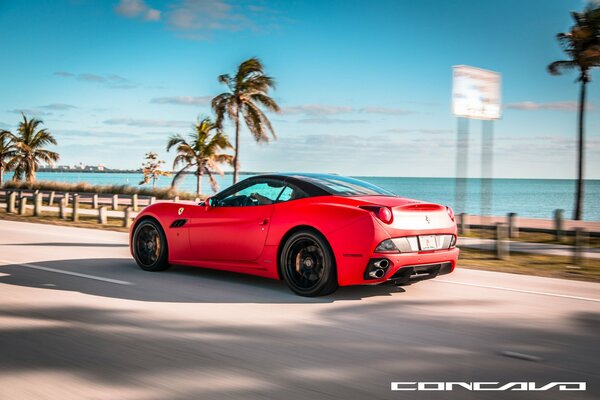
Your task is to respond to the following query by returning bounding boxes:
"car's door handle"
[259,218,269,225]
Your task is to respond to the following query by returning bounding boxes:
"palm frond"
[250,92,281,112]
[170,164,192,189]
[166,134,187,151]
[548,60,577,75]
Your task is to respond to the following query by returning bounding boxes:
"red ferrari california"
[130,173,459,296]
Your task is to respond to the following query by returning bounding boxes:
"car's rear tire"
[280,229,338,297]
[132,219,171,272]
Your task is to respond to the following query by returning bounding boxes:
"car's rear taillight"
[378,207,393,224]
[360,205,394,224]
[446,206,455,222]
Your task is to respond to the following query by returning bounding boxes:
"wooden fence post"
[507,212,518,238]
[72,193,80,222]
[98,206,107,225]
[573,228,588,266]
[554,209,564,242]
[59,197,67,219]
[149,196,156,205]
[64,192,70,206]
[34,192,43,217]
[173,195,180,203]
[112,194,119,211]
[92,193,99,209]
[495,223,509,260]
[132,194,138,211]
[123,207,133,228]
[48,191,55,206]
[7,192,16,213]
[458,213,469,235]
[18,196,28,215]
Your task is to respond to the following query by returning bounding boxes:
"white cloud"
[8,109,52,116]
[359,106,413,115]
[103,118,190,128]
[383,128,453,134]
[281,104,353,116]
[151,96,212,106]
[504,101,590,111]
[166,0,248,31]
[54,71,137,89]
[40,104,77,110]
[115,0,161,21]
[298,117,367,124]
[281,104,415,117]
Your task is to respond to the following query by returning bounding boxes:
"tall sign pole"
[452,65,501,218]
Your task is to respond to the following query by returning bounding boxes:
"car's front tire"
[132,219,171,272]
[280,229,338,297]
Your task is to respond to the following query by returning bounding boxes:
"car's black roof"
[241,173,395,197]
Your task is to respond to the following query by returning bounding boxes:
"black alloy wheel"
[132,219,171,271]
[281,230,338,297]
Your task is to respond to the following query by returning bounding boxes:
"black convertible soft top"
[242,173,395,197]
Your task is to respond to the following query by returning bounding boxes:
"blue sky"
[1,0,599,178]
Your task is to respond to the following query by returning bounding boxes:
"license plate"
[419,235,438,250]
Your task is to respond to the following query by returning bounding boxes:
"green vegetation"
[167,117,233,195]
[0,130,17,187]
[8,113,59,183]
[212,57,280,184]
[548,5,600,220]
[459,247,600,283]
[139,151,170,189]
[2,180,202,200]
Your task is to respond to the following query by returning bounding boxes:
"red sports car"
[130,173,459,296]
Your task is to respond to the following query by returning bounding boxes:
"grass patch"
[2,180,204,200]
[458,247,600,282]
[463,228,600,248]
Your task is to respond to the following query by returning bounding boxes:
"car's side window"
[218,180,285,207]
[276,184,308,203]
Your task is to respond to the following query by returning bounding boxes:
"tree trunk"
[0,164,3,187]
[574,80,586,220]
[197,169,203,196]
[233,116,240,184]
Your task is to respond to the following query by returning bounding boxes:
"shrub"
[2,180,201,200]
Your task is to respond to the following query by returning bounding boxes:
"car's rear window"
[300,175,396,196]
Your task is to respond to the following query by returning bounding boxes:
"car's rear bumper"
[337,247,459,286]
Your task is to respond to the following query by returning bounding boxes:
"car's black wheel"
[132,219,171,272]
[280,229,338,297]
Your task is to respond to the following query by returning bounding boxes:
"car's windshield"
[300,175,396,196]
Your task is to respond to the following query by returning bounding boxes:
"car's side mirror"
[205,197,216,207]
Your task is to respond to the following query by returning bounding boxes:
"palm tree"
[548,5,600,220]
[11,113,59,183]
[0,130,17,187]
[166,117,233,195]
[212,57,280,184]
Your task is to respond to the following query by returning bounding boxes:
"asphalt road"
[0,220,598,400]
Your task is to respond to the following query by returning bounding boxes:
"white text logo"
[391,382,586,391]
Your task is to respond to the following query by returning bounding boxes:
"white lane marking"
[434,279,600,303]
[0,259,132,285]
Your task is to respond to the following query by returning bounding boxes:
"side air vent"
[170,219,188,228]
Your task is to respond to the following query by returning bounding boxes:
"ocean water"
[4,172,600,221]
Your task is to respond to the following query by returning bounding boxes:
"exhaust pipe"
[373,259,390,269]
[368,268,385,279]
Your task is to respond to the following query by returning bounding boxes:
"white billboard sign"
[452,65,501,120]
